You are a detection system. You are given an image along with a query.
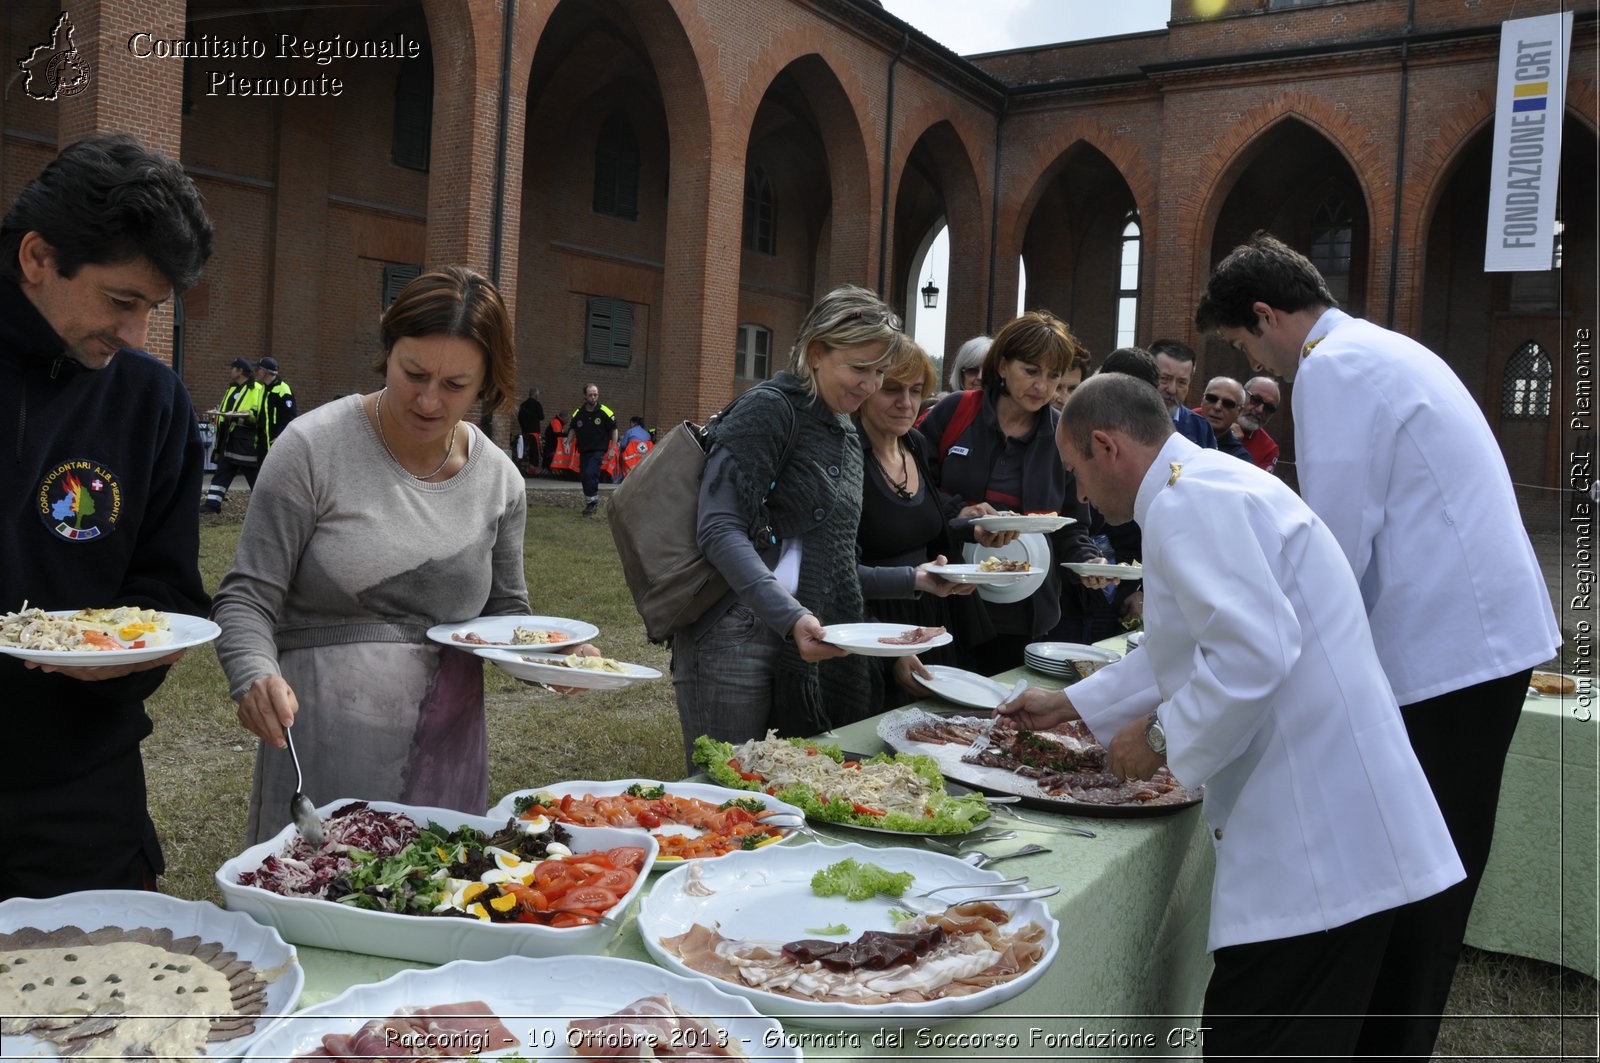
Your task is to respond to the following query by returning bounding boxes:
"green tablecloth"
[291,664,1218,1056]
[1465,684,1598,978]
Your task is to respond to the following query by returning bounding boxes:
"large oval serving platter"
[639,841,1059,1030]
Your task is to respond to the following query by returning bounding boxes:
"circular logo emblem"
[37,460,123,542]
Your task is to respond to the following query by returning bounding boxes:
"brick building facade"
[3,0,1594,487]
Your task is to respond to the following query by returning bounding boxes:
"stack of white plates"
[1024,641,1122,680]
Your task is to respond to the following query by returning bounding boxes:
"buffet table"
[1465,684,1598,978]
[291,663,1218,1057]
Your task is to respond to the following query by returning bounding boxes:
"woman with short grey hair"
[946,335,991,392]
[671,284,963,768]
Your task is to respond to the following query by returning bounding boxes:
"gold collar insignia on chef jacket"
[1300,336,1325,359]
[1168,461,1183,486]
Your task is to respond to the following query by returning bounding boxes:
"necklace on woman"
[375,387,457,480]
[873,442,914,501]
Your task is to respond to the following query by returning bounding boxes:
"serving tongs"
[283,724,325,848]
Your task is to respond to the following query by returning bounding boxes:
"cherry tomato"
[635,810,661,829]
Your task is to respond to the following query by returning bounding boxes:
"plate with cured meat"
[240,954,797,1061]
[640,841,1058,1030]
[819,622,953,657]
[878,707,1201,818]
[963,533,1051,604]
[0,606,219,666]
[486,779,804,864]
[426,615,599,655]
[921,563,1028,585]
[0,889,302,1060]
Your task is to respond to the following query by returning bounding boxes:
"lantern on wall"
[920,274,940,309]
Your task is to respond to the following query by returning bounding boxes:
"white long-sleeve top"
[1068,436,1464,951]
[1292,309,1560,705]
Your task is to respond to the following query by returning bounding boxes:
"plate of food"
[1060,560,1143,581]
[477,648,661,690]
[693,733,993,836]
[240,954,799,1061]
[819,622,953,657]
[215,799,655,965]
[1025,641,1123,679]
[426,614,600,655]
[879,707,1201,818]
[921,562,1028,585]
[970,512,1077,533]
[0,605,219,666]
[963,533,1050,604]
[913,664,1016,712]
[487,779,804,864]
[0,889,302,1060]
[640,841,1058,1029]
[1528,671,1577,697]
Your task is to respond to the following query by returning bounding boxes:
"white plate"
[486,779,805,865]
[426,614,600,654]
[922,563,1027,585]
[914,664,1014,711]
[241,955,797,1062]
[215,799,656,965]
[1025,641,1123,665]
[0,889,302,1060]
[0,610,219,666]
[1061,561,1144,581]
[479,648,661,690]
[970,513,1077,533]
[963,533,1050,604]
[639,841,1059,1029]
[820,622,954,657]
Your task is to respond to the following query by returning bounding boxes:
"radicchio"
[238,801,421,898]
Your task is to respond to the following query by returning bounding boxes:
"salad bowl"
[216,799,655,965]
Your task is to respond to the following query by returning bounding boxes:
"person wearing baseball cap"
[254,355,297,456]
[203,356,264,512]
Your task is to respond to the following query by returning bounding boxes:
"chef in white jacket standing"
[1195,233,1561,1061]
[999,373,1463,1062]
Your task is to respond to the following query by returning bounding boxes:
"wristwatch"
[1144,713,1166,756]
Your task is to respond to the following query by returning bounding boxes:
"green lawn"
[144,492,1594,1058]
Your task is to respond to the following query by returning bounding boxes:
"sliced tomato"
[587,867,636,893]
[563,885,620,912]
[601,846,648,874]
[727,757,763,783]
[852,802,887,817]
[842,760,862,770]
[549,911,599,928]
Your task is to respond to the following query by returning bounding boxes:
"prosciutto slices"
[568,994,749,1059]
[292,1000,516,1061]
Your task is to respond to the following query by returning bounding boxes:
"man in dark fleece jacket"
[0,133,213,900]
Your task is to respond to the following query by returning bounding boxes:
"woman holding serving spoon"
[214,268,600,844]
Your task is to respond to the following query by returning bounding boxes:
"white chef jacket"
[1293,309,1560,705]
[1069,436,1464,951]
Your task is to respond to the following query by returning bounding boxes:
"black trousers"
[1204,906,1397,1062]
[1353,667,1534,1060]
[205,454,259,508]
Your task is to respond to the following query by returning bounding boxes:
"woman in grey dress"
[214,267,577,843]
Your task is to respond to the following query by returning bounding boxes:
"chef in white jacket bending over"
[999,374,1463,1063]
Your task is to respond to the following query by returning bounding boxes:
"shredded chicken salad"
[0,604,171,652]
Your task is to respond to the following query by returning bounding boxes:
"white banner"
[1484,11,1573,272]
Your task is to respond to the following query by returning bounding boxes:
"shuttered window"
[586,297,634,367]
[382,264,422,310]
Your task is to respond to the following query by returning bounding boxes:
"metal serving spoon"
[283,725,325,847]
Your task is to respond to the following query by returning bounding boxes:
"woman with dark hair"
[672,285,962,766]
[214,267,567,843]
[916,311,1105,673]
[856,339,988,710]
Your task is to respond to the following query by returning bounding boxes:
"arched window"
[1310,196,1353,305]
[1116,212,1141,348]
[593,112,640,220]
[391,48,432,171]
[736,323,772,380]
[1501,341,1553,420]
[743,167,776,255]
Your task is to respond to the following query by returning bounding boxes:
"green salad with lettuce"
[692,734,990,834]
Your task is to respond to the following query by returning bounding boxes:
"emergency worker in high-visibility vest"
[202,357,264,513]
[254,355,297,455]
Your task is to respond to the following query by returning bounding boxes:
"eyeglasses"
[846,308,904,333]
[1202,393,1239,410]
[1245,393,1278,416]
